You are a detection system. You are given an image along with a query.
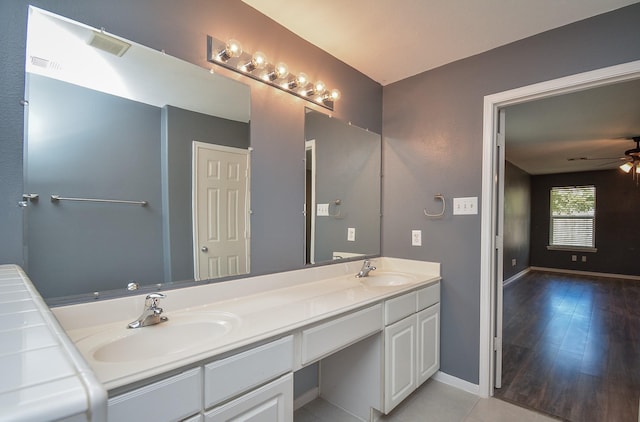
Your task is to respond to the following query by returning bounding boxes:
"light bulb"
[296,73,308,86]
[275,62,289,79]
[620,162,633,173]
[329,89,341,101]
[217,39,243,62]
[314,80,326,94]
[284,72,309,90]
[636,163,640,174]
[241,51,267,72]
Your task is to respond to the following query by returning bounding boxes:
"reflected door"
[193,142,250,280]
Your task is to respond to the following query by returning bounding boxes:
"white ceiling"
[243,0,640,175]
[241,0,639,86]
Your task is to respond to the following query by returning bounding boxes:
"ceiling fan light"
[620,162,633,173]
[636,163,640,174]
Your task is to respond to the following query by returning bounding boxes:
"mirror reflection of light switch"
[347,227,356,241]
[317,203,329,216]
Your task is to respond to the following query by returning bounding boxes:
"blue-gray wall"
[503,161,531,281]
[382,3,640,384]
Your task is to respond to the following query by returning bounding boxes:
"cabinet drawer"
[108,367,201,422]
[204,336,293,409]
[301,304,382,365]
[417,283,440,311]
[384,292,417,325]
[204,373,293,422]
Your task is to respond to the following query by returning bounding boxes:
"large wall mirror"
[24,7,251,300]
[304,109,381,264]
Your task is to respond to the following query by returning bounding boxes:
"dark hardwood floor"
[494,271,640,422]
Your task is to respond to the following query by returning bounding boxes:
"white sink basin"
[81,312,240,363]
[358,271,418,287]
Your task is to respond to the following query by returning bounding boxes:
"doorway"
[192,141,250,281]
[479,59,640,396]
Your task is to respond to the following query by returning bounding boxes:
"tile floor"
[295,379,560,422]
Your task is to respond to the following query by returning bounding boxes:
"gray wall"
[305,111,381,262]
[530,169,640,275]
[503,161,531,281]
[162,105,249,282]
[382,3,640,384]
[25,74,164,297]
[0,0,382,275]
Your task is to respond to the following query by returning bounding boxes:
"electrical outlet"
[411,230,422,246]
[581,256,587,262]
[347,227,356,241]
[511,258,516,267]
[572,255,577,262]
[317,203,329,216]
[453,197,478,215]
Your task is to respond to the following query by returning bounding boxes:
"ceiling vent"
[88,31,131,57]
[30,56,62,71]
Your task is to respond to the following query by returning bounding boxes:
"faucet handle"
[145,292,166,308]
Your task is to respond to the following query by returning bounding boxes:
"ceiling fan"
[618,136,640,173]
[567,136,640,174]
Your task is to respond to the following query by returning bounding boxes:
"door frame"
[305,139,317,264]
[479,59,640,397]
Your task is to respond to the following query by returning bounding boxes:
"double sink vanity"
[2,257,440,421]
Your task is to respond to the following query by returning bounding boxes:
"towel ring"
[424,194,445,217]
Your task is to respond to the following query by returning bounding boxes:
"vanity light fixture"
[207,35,340,111]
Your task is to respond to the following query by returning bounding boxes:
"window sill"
[546,245,597,253]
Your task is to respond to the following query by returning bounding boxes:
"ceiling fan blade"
[566,156,627,161]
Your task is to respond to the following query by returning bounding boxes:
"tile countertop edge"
[1,265,108,422]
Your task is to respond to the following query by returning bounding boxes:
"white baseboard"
[530,266,640,281]
[294,387,319,410]
[432,371,480,396]
[503,267,530,287]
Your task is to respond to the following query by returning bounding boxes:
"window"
[549,185,596,249]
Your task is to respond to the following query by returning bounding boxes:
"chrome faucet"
[127,293,168,329]
[355,259,376,278]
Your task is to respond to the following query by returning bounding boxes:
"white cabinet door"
[417,303,440,386]
[384,315,416,413]
[204,374,293,422]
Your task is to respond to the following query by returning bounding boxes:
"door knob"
[201,246,208,252]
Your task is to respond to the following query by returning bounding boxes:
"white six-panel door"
[193,142,250,281]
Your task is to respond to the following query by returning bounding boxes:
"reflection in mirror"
[304,109,381,264]
[24,7,251,300]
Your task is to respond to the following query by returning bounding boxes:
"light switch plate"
[347,227,356,241]
[317,203,329,216]
[453,197,478,215]
[411,230,422,246]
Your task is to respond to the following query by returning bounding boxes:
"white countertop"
[53,257,440,391]
[0,265,107,422]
